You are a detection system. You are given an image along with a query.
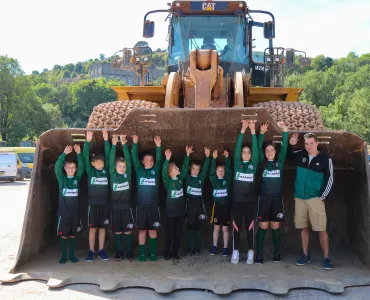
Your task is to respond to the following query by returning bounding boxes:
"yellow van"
[0,147,35,180]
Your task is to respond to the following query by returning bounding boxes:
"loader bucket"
[3,107,370,295]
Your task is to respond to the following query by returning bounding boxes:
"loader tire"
[87,100,160,129]
[253,101,324,130]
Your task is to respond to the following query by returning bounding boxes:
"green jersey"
[82,140,110,205]
[109,144,131,209]
[209,157,232,206]
[55,153,84,217]
[162,155,189,217]
[131,143,162,207]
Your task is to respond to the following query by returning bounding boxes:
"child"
[131,135,162,261]
[83,129,111,262]
[209,149,232,257]
[55,144,84,264]
[162,146,191,260]
[255,122,288,264]
[109,134,135,262]
[231,120,259,265]
[184,146,211,256]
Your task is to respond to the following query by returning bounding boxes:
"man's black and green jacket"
[288,146,334,200]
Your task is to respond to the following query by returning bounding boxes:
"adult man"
[220,37,241,61]
[288,132,334,270]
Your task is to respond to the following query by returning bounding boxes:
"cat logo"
[202,2,216,10]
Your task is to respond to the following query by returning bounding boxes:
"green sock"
[125,234,133,253]
[256,228,267,255]
[194,230,201,250]
[139,244,146,261]
[59,237,67,264]
[149,237,158,261]
[69,238,78,263]
[187,229,194,250]
[271,228,281,256]
[115,234,123,252]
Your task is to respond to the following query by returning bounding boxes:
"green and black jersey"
[131,143,162,207]
[232,132,259,202]
[55,152,85,217]
[258,131,288,199]
[82,140,110,205]
[184,156,210,204]
[162,155,189,217]
[209,157,232,206]
[109,144,131,210]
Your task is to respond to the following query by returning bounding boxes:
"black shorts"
[88,205,110,228]
[136,207,161,230]
[187,199,207,225]
[57,216,81,237]
[232,201,256,231]
[256,197,285,222]
[211,203,230,226]
[112,208,135,233]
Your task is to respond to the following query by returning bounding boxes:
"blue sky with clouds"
[1,0,369,74]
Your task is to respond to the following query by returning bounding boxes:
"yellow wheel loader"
[3,1,370,295]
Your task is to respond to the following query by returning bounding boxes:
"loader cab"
[167,14,249,77]
[143,1,276,86]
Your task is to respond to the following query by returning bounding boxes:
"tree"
[75,62,83,74]
[61,70,71,78]
[42,68,49,73]
[0,56,24,141]
[99,53,106,61]
[42,103,66,128]
[311,55,333,71]
[32,70,40,75]
[33,82,55,103]
[63,63,75,73]
[71,72,78,78]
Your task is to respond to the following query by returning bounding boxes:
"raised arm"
[131,135,141,171]
[74,144,85,182]
[249,121,259,168]
[209,150,218,186]
[162,149,171,189]
[121,135,132,183]
[224,150,232,180]
[82,131,94,175]
[277,122,289,168]
[180,145,192,180]
[55,146,71,182]
[287,133,304,162]
[102,129,110,167]
[154,136,163,175]
[109,135,118,177]
[258,123,269,166]
[199,147,211,181]
[234,120,249,168]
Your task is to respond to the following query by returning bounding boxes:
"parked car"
[0,147,35,180]
[0,152,17,182]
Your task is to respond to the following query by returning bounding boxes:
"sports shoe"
[150,253,158,261]
[138,253,147,262]
[114,252,123,261]
[231,250,239,264]
[255,253,263,264]
[193,249,200,256]
[246,249,254,264]
[323,257,333,270]
[86,250,95,262]
[126,252,135,262]
[273,252,281,263]
[98,249,109,261]
[296,254,311,266]
[209,245,217,255]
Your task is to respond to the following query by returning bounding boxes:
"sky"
[1,0,370,74]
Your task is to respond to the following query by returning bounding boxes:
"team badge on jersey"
[302,158,307,163]
[153,222,160,228]
[248,165,254,170]
[151,170,155,175]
